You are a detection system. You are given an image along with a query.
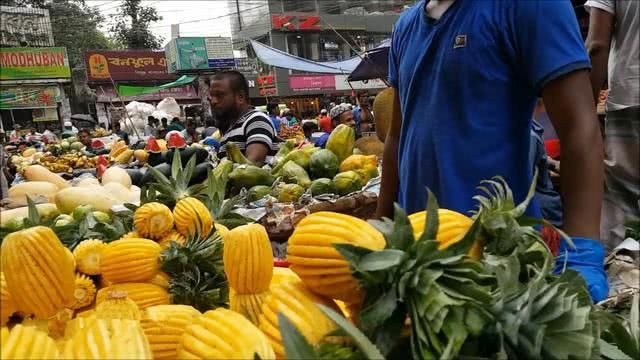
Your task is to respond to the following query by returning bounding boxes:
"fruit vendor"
[210,70,277,165]
[377,0,608,301]
[315,104,356,149]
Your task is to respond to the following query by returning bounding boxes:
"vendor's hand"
[554,237,608,302]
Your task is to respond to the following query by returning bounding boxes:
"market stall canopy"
[250,39,390,79]
[115,75,196,97]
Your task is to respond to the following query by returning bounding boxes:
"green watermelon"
[309,149,340,179]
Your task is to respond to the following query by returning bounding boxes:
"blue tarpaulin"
[250,39,390,81]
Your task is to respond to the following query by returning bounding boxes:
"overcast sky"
[87,0,232,46]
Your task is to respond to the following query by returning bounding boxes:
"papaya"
[225,143,254,165]
[309,149,340,179]
[281,161,312,188]
[213,159,234,182]
[309,178,336,196]
[247,185,272,202]
[272,149,311,175]
[332,171,362,196]
[277,183,305,203]
[326,124,355,164]
[339,154,379,184]
[229,165,276,189]
[275,139,296,162]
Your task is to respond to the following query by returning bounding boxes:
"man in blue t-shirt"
[266,102,281,133]
[377,0,607,301]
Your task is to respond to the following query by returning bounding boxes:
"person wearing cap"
[9,124,23,142]
[378,1,606,302]
[318,109,332,133]
[314,104,355,148]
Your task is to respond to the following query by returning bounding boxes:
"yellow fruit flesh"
[1,272,17,326]
[96,283,170,310]
[1,226,75,319]
[94,291,141,320]
[71,273,97,310]
[173,197,213,238]
[1,324,60,359]
[63,318,152,359]
[223,224,273,294]
[134,202,174,240]
[141,305,201,360]
[100,238,161,283]
[73,239,105,275]
[408,209,481,259]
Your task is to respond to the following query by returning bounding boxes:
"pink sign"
[95,84,198,102]
[289,75,335,91]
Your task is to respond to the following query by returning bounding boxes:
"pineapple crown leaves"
[278,305,385,360]
[141,149,207,206]
[334,190,494,358]
[160,227,225,276]
[168,266,229,312]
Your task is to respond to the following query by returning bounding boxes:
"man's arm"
[585,7,614,106]
[375,88,402,218]
[245,143,269,165]
[542,69,603,239]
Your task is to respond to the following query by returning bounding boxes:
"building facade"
[228,0,413,112]
[0,6,72,132]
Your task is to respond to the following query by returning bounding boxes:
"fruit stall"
[0,118,638,359]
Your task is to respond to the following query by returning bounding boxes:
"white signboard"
[334,75,387,91]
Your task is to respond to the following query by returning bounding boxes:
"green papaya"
[309,178,336,196]
[281,161,312,188]
[225,142,254,165]
[277,183,305,203]
[272,149,311,175]
[332,171,362,196]
[228,165,276,189]
[301,144,321,156]
[326,124,355,163]
[247,185,273,202]
[309,149,340,179]
[275,139,296,161]
[213,159,234,182]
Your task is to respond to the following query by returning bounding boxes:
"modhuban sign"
[0,47,70,80]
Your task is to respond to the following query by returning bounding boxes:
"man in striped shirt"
[210,71,277,165]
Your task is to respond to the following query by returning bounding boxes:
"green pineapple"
[160,226,228,312]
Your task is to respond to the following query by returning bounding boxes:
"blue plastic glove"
[554,237,609,302]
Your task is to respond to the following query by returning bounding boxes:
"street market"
[0,1,638,359]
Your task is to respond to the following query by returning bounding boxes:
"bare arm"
[542,69,603,239]
[375,88,402,218]
[585,7,614,106]
[245,143,269,166]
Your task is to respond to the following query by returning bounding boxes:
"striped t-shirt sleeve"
[244,114,276,148]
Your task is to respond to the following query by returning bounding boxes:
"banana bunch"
[37,153,96,173]
[109,141,134,164]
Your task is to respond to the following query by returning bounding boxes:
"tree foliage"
[110,0,163,50]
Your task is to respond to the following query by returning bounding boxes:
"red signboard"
[289,75,335,91]
[85,50,176,82]
[94,84,198,102]
[271,15,321,31]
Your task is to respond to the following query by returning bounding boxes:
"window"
[281,0,317,13]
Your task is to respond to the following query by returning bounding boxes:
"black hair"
[266,102,279,115]
[212,70,249,100]
[302,121,318,133]
[78,129,91,136]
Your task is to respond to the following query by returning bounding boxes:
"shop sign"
[289,75,335,91]
[0,6,55,47]
[334,75,387,91]
[0,85,62,109]
[94,84,198,103]
[0,47,70,80]
[272,15,320,31]
[32,107,58,122]
[165,37,235,72]
[235,58,259,74]
[85,50,174,81]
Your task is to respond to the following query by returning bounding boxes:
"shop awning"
[115,75,196,97]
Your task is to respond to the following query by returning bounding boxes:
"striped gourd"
[178,308,274,359]
[96,283,170,310]
[258,280,337,358]
[224,224,273,294]
[71,273,96,310]
[1,272,17,326]
[73,239,105,275]
[134,202,174,240]
[1,324,60,359]
[1,226,75,319]
[140,305,201,359]
[286,212,385,303]
[173,197,213,237]
[408,209,481,259]
[100,238,161,283]
[61,318,152,359]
